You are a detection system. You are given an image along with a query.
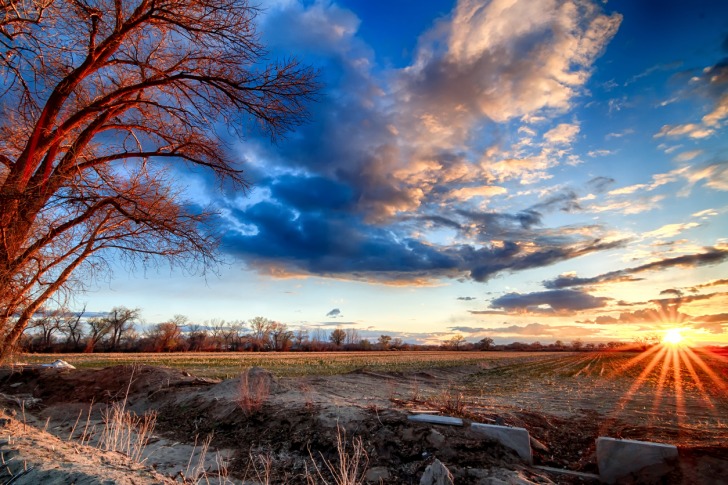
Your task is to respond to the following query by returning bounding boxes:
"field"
[2,349,727,483]
[16,350,556,377]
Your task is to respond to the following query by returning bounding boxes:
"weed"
[309,424,368,485]
[236,368,270,416]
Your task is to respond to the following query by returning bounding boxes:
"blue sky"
[87,0,728,345]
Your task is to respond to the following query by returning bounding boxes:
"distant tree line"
[17,306,640,354]
[17,306,419,353]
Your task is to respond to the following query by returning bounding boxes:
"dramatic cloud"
[207,0,625,285]
[544,247,728,288]
[488,289,609,314]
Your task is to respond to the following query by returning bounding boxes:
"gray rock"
[365,466,390,483]
[470,423,532,464]
[408,414,463,426]
[427,429,446,448]
[596,436,678,484]
[420,459,454,485]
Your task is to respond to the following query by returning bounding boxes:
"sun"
[663,328,685,346]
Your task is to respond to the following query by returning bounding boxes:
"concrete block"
[596,437,678,484]
[470,423,532,464]
[408,414,463,426]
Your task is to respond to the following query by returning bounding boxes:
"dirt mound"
[0,364,219,405]
[1,362,726,484]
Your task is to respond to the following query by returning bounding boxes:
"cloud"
[201,1,626,285]
[456,322,601,337]
[653,56,728,140]
[489,289,610,314]
[642,222,700,239]
[587,176,615,193]
[544,247,728,289]
[326,308,342,318]
[691,278,728,289]
[690,313,728,334]
[681,161,728,193]
[457,296,477,301]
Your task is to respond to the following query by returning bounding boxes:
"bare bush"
[99,400,157,464]
[236,368,270,416]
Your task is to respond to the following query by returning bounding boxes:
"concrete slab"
[470,423,532,464]
[408,414,463,426]
[596,437,678,484]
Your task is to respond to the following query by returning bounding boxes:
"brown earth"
[1,357,726,484]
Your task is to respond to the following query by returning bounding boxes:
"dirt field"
[1,350,727,484]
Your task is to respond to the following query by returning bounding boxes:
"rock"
[596,437,678,484]
[420,459,454,485]
[40,359,75,369]
[427,429,446,448]
[529,436,549,453]
[470,423,532,464]
[365,466,390,483]
[408,414,463,426]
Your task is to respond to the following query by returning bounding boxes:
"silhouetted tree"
[329,328,346,347]
[478,337,494,351]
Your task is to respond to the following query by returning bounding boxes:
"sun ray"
[678,349,716,411]
[649,347,673,430]
[609,343,662,378]
[610,346,668,417]
[672,347,686,430]
[683,347,728,394]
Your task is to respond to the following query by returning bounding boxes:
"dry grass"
[236,368,271,416]
[99,400,157,463]
[309,425,368,485]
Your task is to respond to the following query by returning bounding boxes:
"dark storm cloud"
[489,289,609,313]
[466,239,625,283]
[543,247,728,289]
[221,179,625,283]
[326,308,342,318]
[204,2,628,285]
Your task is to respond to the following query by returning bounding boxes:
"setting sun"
[663,328,685,346]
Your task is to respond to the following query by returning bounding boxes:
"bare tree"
[0,0,317,361]
[344,328,360,346]
[248,316,272,351]
[268,321,293,351]
[27,307,63,350]
[85,316,111,352]
[60,304,85,351]
[105,306,139,350]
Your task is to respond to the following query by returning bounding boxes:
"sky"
[86,0,728,346]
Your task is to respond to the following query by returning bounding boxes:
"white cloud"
[544,123,581,145]
[642,223,700,239]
